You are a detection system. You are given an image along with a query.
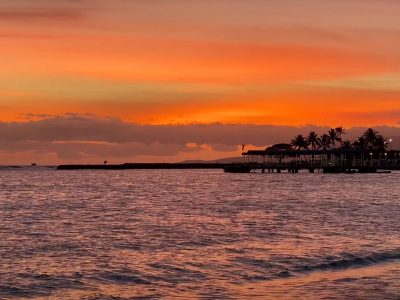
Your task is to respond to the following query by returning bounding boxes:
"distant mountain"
[181,156,243,164]
[181,135,400,165]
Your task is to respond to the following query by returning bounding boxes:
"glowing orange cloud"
[0,0,400,128]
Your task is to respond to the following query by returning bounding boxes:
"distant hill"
[181,136,400,165]
[181,156,243,164]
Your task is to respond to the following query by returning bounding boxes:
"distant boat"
[224,164,251,173]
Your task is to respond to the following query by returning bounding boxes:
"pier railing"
[241,160,400,169]
[241,149,400,171]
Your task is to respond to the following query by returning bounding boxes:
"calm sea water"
[1,169,400,299]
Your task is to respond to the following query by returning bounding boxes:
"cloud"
[0,114,328,145]
[0,0,86,22]
[0,8,83,21]
[0,140,195,160]
[0,114,399,164]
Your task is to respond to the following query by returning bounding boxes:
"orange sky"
[0,0,400,163]
[1,0,400,127]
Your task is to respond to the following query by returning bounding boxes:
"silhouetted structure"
[239,148,400,173]
[57,127,400,174]
[225,127,399,173]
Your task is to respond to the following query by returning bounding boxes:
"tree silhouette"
[373,135,388,153]
[328,128,341,148]
[275,126,390,156]
[306,131,320,150]
[363,128,379,149]
[319,134,331,150]
[353,136,367,150]
[291,135,308,150]
[335,127,346,145]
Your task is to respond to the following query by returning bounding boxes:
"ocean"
[1,168,400,299]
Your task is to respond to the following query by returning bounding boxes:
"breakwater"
[57,163,229,170]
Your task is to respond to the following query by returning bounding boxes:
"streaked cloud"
[0,8,82,21]
[0,0,85,21]
[305,74,400,91]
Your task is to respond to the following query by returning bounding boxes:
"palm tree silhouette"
[265,126,393,169]
[306,131,320,150]
[291,135,308,150]
[335,127,346,145]
[319,134,331,150]
[352,136,367,150]
[306,131,320,165]
[277,126,390,155]
[363,128,379,149]
[328,128,341,148]
[373,135,388,153]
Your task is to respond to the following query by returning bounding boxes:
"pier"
[231,149,400,173]
[56,150,400,173]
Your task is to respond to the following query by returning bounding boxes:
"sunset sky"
[1,0,400,164]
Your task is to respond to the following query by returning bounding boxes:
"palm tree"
[373,135,388,153]
[306,131,320,150]
[319,134,331,150]
[291,135,308,150]
[306,131,320,166]
[352,136,368,150]
[335,127,346,145]
[328,128,341,148]
[363,128,379,149]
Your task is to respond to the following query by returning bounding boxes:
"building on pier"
[238,148,400,173]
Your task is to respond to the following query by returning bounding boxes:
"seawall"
[57,163,229,170]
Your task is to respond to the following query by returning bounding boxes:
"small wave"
[235,250,400,282]
[114,243,142,250]
[80,293,159,300]
[295,249,400,273]
[147,263,208,282]
[233,257,276,269]
[98,273,150,285]
[0,285,29,298]
[0,274,85,298]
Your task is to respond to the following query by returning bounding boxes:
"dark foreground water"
[1,169,400,299]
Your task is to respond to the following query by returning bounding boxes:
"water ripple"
[1,169,400,299]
